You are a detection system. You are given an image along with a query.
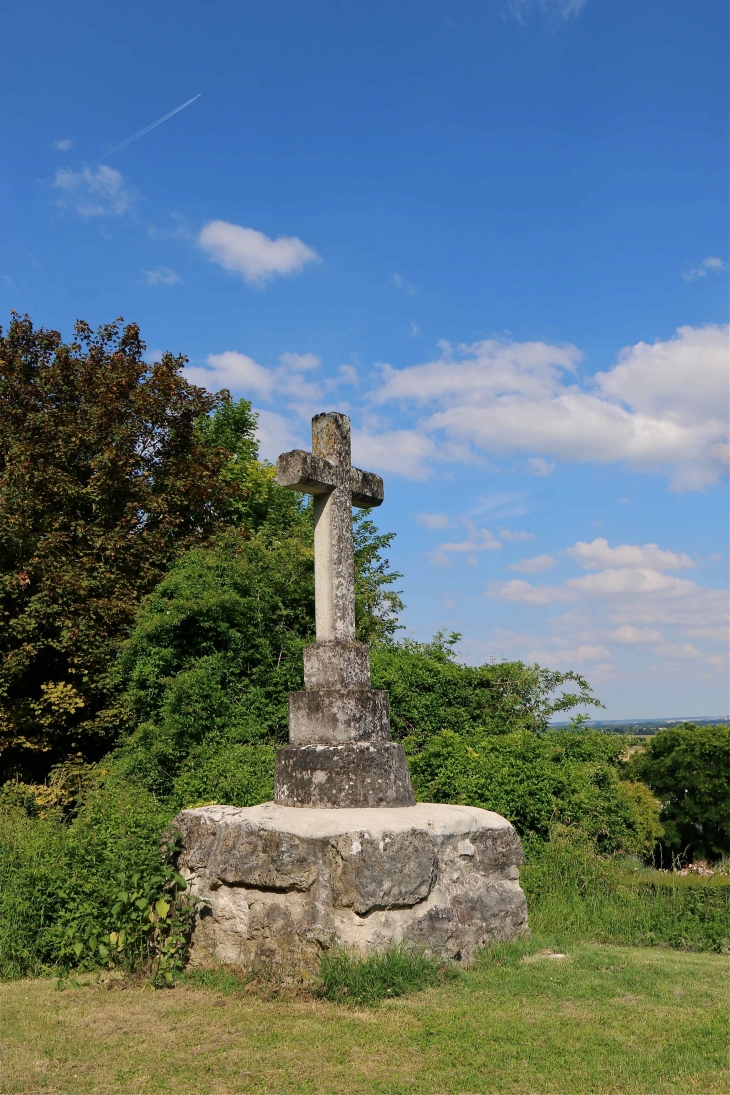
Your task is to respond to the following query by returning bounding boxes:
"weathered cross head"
[276,413,383,643]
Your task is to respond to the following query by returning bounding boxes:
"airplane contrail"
[95,94,201,164]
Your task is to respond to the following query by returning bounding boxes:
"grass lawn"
[1,939,727,1095]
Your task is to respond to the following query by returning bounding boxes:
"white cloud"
[184,349,324,419]
[489,547,727,684]
[509,553,556,574]
[610,626,665,644]
[52,165,134,217]
[390,272,416,296]
[656,643,704,660]
[372,337,582,406]
[488,521,728,695]
[528,643,612,666]
[338,364,359,385]
[490,567,714,605]
[416,513,451,530]
[279,352,321,372]
[682,256,727,282]
[596,325,727,430]
[144,266,181,286]
[186,351,276,399]
[526,457,556,477]
[489,566,727,659]
[565,537,695,571]
[198,220,320,286]
[351,429,436,481]
[369,325,729,491]
[53,138,73,151]
[506,0,588,23]
[498,528,536,541]
[470,493,527,516]
[427,524,502,566]
[255,409,304,462]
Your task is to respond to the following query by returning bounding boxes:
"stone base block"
[175,802,529,977]
[275,742,414,808]
[303,640,371,689]
[288,689,389,744]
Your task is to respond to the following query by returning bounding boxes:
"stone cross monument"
[274,411,415,809]
[173,410,528,975]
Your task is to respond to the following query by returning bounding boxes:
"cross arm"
[277,450,337,495]
[350,467,384,508]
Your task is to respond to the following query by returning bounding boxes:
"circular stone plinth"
[175,802,528,975]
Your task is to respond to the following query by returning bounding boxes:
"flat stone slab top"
[180,800,513,838]
[175,802,528,976]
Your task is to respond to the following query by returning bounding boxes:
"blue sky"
[2,0,728,718]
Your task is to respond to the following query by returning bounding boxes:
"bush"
[523,836,730,952]
[111,530,313,804]
[372,634,602,750]
[628,723,730,862]
[0,774,181,980]
[409,728,654,855]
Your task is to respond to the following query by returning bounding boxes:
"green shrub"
[523,837,730,952]
[0,775,181,979]
[410,728,652,854]
[628,723,730,862]
[372,634,601,750]
[112,511,404,808]
[317,946,456,1006]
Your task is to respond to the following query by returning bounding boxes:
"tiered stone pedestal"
[175,802,528,977]
[275,638,416,808]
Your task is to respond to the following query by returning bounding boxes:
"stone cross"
[274,411,413,809]
[276,413,384,642]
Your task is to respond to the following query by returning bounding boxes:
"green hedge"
[524,839,730,952]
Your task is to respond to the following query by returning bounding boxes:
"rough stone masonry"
[175,412,528,974]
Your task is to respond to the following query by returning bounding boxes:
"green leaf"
[173,872,187,889]
[98,944,109,959]
[73,942,83,958]
[89,936,97,951]
[135,898,148,911]
[155,898,170,920]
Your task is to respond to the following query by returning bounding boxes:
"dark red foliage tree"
[0,313,236,778]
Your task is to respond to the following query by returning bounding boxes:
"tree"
[111,509,405,808]
[0,314,238,778]
[408,728,654,854]
[371,633,603,750]
[629,723,730,862]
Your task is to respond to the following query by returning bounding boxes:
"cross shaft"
[277,412,383,642]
